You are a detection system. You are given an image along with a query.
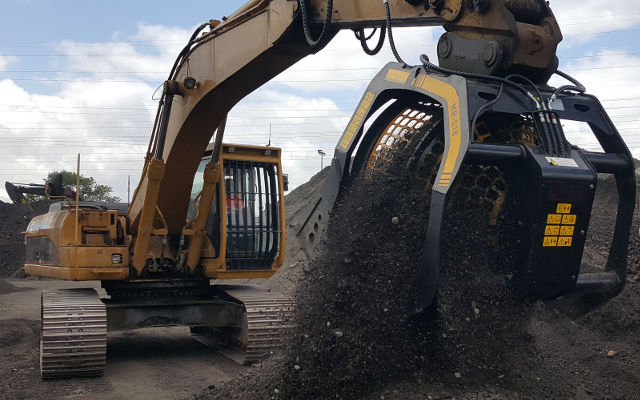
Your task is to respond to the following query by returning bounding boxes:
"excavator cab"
[187,143,286,275]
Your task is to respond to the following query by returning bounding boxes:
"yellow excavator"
[24,0,636,379]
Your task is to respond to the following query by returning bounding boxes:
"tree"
[26,170,121,203]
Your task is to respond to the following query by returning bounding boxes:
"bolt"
[482,42,499,67]
[438,35,453,59]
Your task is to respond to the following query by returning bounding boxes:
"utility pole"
[318,149,326,170]
[127,175,130,206]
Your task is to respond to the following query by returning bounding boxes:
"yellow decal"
[558,237,573,247]
[339,91,375,150]
[560,226,575,236]
[545,225,560,236]
[419,75,461,188]
[547,214,562,224]
[385,69,410,85]
[544,208,577,248]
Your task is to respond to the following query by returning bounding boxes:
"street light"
[318,149,326,170]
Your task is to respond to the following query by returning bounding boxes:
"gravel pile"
[0,200,50,278]
[197,158,640,400]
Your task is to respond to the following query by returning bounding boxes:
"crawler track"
[191,286,295,365]
[40,288,107,379]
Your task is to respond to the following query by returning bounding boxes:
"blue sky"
[0,1,639,202]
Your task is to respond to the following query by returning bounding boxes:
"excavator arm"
[127,0,563,274]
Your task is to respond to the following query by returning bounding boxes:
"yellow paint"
[562,214,577,225]
[419,75,461,188]
[543,236,558,247]
[547,214,562,224]
[545,225,560,236]
[558,237,573,247]
[560,226,575,236]
[25,264,129,281]
[556,203,572,214]
[385,69,410,85]
[339,91,375,149]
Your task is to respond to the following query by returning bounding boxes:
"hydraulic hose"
[299,0,334,48]
[354,27,386,56]
[549,70,587,106]
[420,54,536,103]
[383,0,408,66]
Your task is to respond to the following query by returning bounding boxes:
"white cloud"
[271,27,441,93]
[56,23,192,82]
[551,0,640,43]
[0,52,17,71]
[2,16,640,203]
[225,88,350,190]
[0,23,197,202]
[0,77,153,202]
[551,51,640,154]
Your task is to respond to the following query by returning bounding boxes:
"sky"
[0,0,639,203]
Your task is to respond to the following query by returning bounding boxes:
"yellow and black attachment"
[296,62,636,309]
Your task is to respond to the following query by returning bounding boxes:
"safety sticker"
[560,226,575,236]
[547,214,562,224]
[546,157,579,168]
[544,207,577,248]
[558,237,573,247]
[545,225,560,236]
[562,214,577,225]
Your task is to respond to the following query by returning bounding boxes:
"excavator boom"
[127,0,563,275]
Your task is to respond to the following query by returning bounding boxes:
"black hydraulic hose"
[506,73,570,156]
[549,70,587,156]
[549,70,587,108]
[354,27,386,56]
[168,22,210,80]
[150,21,209,153]
[470,81,507,141]
[383,0,408,66]
[469,73,546,145]
[555,70,586,93]
[299,0,334,48]
[420,54,536,102]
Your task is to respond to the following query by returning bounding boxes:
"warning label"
[543,204,578,248]
[546,157,579,168]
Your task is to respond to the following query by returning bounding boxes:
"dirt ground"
[1,162,639,400]
[0,279,243,400]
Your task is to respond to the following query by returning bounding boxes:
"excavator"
[23,0,636,379]
[5,174,80,207]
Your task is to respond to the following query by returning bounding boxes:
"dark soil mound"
[201,152,545,399]
[0,279,27,294]
[0,200,51,277]
[198,156,640,399]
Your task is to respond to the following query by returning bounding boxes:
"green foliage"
[25,170,121,203]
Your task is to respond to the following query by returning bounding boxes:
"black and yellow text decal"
[416,75,463,189]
